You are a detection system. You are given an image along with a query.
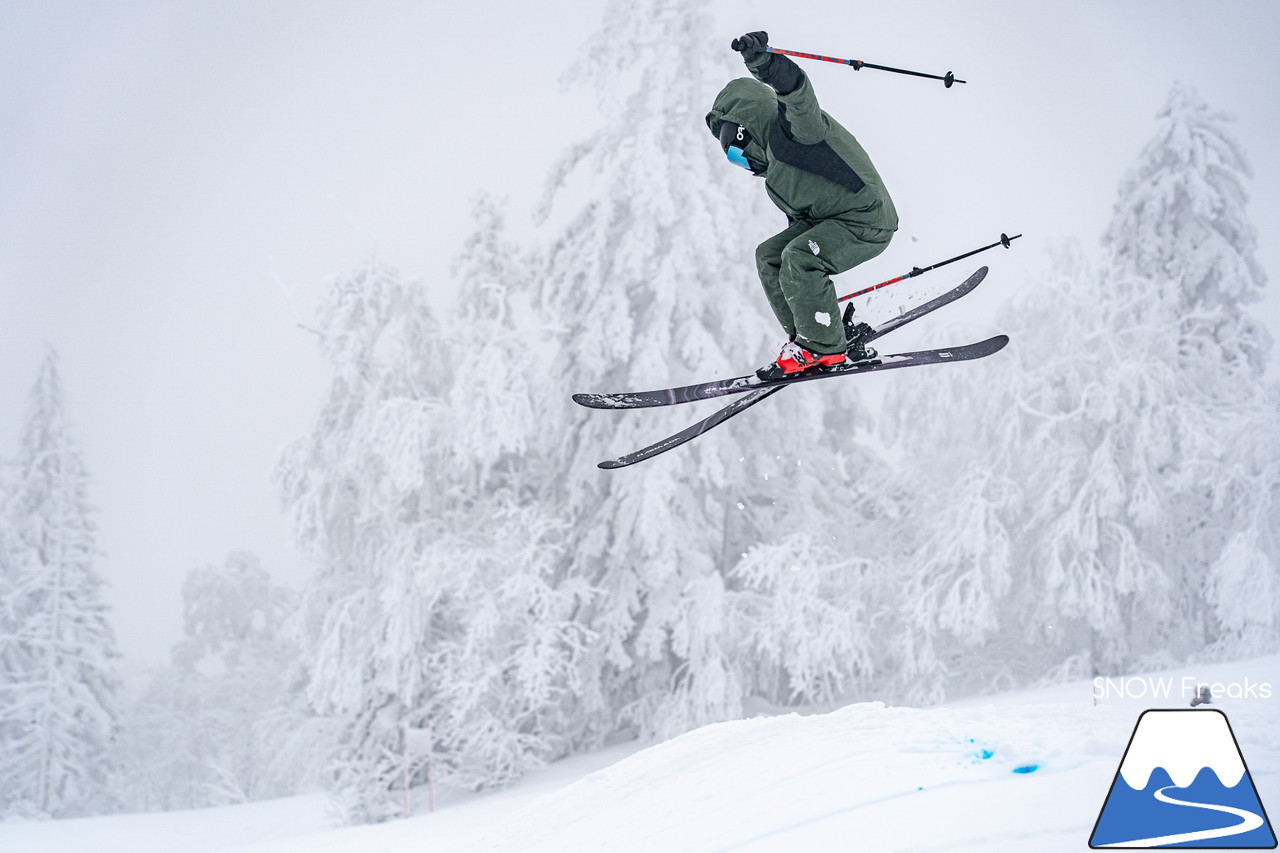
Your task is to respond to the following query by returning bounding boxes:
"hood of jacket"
[706,77,775,173]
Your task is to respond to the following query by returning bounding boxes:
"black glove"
[731,31,769,64]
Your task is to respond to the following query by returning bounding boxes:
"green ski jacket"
[706,55,898,234]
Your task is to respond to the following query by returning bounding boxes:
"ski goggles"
[717,121,753,170]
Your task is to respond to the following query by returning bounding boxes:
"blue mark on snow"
[1012,764,1039,774]
[979,748,995,760]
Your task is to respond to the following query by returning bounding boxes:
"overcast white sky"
[2,0,1278,676]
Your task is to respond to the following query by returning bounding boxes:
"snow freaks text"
[1092,676,1274,702]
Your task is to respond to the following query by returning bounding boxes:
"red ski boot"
[756,340,846,381]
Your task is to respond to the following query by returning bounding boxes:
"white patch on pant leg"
[808,239,820,255]
[814,311,832,326]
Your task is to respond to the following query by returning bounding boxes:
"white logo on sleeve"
[808,239,821,255]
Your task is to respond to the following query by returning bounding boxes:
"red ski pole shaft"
[836,233,1021,304]
[837,270,914,304]
[766,46,965,87]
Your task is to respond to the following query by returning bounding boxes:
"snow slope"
[474,659,1278,853]
[3,656,1276,853]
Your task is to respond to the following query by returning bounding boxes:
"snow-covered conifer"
[881,83,1278,693]
[277,251,583,821]
[1105,81,1271,370]
[1103,83,1276,657]
[0,349,120,818]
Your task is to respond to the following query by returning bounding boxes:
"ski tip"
[575,392,646,410]
[598,458,626,470]
[573,392,613,409]
[958,266,988,290]
[954,265,987,294]
[976,333,1011,357]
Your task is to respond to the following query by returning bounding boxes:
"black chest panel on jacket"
[768,104,866,196]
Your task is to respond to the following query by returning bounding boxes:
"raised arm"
[731,31,827,144]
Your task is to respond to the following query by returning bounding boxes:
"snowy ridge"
[1116,709,1246,790]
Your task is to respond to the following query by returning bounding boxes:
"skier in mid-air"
[707,31,899,380]
[576,40,1006,467]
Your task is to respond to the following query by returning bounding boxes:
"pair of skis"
[575,264,1008,469]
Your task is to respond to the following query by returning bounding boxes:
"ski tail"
[599,386,783,469]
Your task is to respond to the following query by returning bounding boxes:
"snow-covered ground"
[4,655,1277,853]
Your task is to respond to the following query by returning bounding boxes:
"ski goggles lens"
[726,146,752,170]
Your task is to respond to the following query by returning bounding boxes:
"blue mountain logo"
[1090,708,1276,848]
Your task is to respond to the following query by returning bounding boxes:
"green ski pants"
[755,219,894,354]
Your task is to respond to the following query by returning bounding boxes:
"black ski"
[575,266,990,410]
[597,334,1009,469]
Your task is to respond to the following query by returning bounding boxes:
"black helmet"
[717,120,754,171]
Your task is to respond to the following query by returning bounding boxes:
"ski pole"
[837,233,1021,303]
[766,46,965,88]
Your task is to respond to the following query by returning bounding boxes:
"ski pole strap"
[766,46,965,87]
[837,233,1020,303]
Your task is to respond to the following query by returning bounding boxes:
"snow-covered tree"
[278,4,918,817]
[726,533,875,709]
[0,349,120,818]
[1204,437,1280,657]
[277,247,586,822]
[0,440,21,799]
[113,551,301,811]
[528,0,891,742]
[1103,82,1277,656]
[880,83,1278,694]
[1105,81,1270,370]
